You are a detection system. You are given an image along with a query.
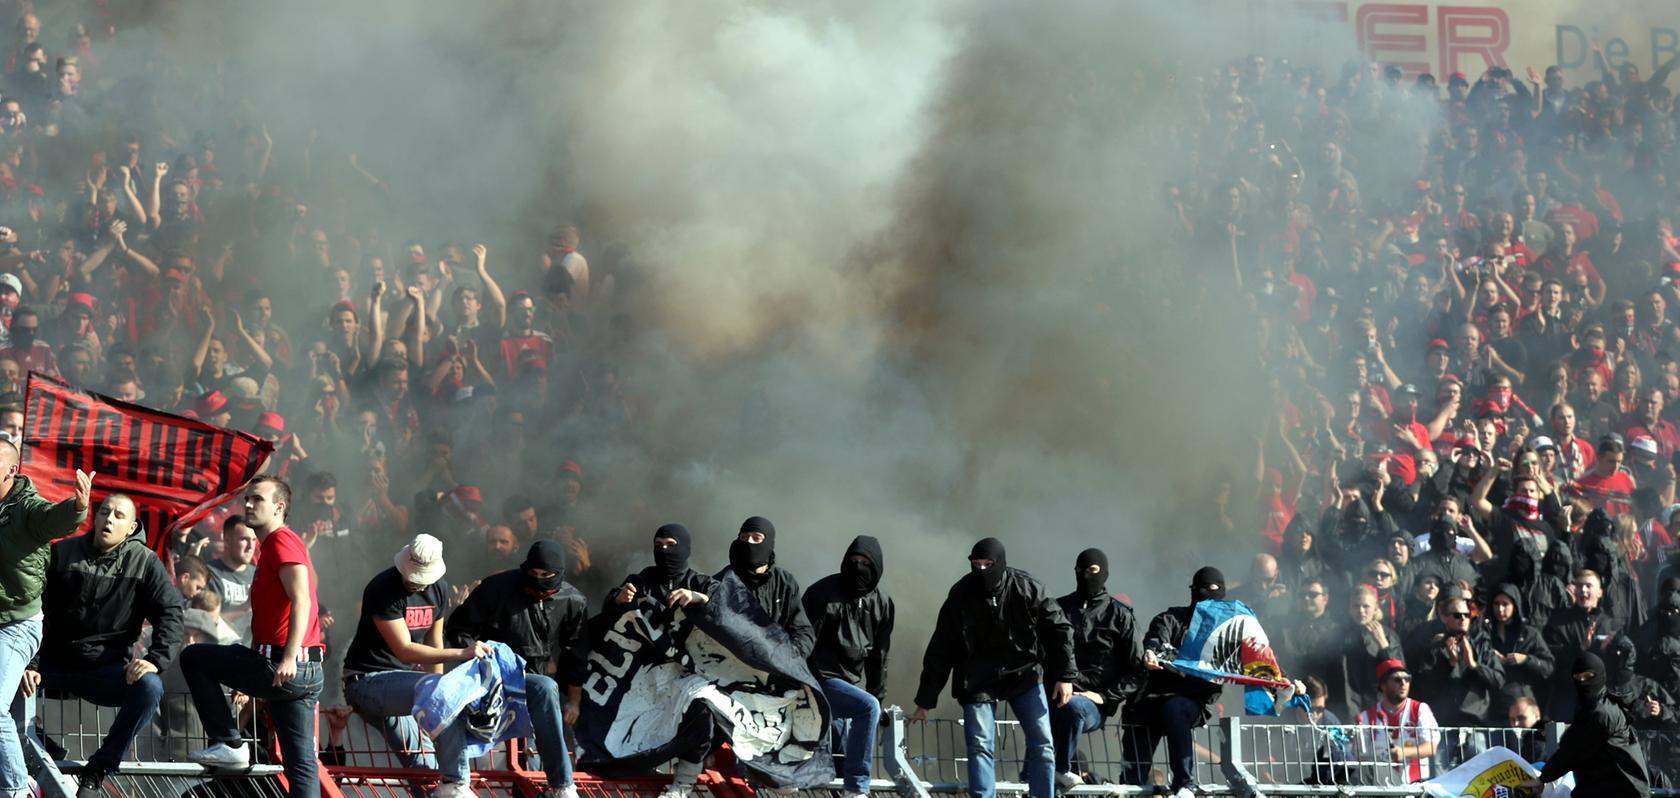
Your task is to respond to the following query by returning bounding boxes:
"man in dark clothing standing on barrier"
[1050,548,1141,789]
[25,494,180,797]
[1523,652,1651,797]
[802,536,893,798]
[719,516,813,655]
[449,540,589,798]
[1125,566,1228,797]
[910,537,1076,798]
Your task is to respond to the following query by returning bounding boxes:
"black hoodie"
[1053,562,1144,718]
[1485,582,1555,714]
[38,529,184,673]
[801,536,894,698]
[915,555,1077,709]
[1539,653,1652,796]
[718,520,814,657]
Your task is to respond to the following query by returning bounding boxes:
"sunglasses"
[1388,675,1413,684]
[1366,570,1394,579]
[1302,591,1326,598]
[1446,611,1471,619]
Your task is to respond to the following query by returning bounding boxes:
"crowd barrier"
[20,687,1680,797]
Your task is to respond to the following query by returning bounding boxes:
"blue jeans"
[181,644,324,798]
[35,662,165,772]
[1050,695,1103,773]
[820,679,879,792]
[344,672,465,780]
[962,685,1053,798]
[524,674,574,788]
[1121,695,1203,790]
[0,618,41,793]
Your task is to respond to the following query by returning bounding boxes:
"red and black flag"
[20,373,273,553]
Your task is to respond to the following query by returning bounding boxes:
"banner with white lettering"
[577,572,832,788]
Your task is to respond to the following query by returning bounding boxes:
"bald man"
[0,440,92,797]
[26,494,181,796]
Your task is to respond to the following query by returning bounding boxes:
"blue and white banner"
[1165,599,1305,715]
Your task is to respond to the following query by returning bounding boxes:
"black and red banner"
[21,373,273,553]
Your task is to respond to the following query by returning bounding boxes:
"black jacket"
[1409,623,1507,725]
[803,573,893,698]
[1138,605,1223,710]
[614,566,720,608]
[717,565,814,657]
[39,532,183,673]
[1054,591,1143,717]
[915,567,1076,708]
[1278,611,1341,692]
[1539,699,1651,796]
[446,569,589,682]
[1336,622,1402,721]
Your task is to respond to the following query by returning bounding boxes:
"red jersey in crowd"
[250,525,323,650]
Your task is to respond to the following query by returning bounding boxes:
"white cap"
[395,534,447,586]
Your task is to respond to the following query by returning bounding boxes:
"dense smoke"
[102,0,1428,707]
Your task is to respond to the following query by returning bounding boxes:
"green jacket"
[0,475,87,624]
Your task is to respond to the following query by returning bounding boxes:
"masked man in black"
[448,541,589,798]
[1050,548,1142,789]
[802,536,893,798]
[1124,567,1227,797]
[718,516,813,655]
[1523,653,1651,797]
[910,538,1076,798]
[606,524,720,798]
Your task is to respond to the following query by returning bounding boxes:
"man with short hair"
[911,538,1076,798]
[25,494,182,796]
[1570,433,1637,516]
[180,477,325,798]
[1548,402,1596,481]
[448,541,588,798]
[0,404,21,445]
[1355,660,1439,783]
[0,441,90,798]
[207,515,256,639]
[1544,569,1619,721]
[1622,386,1680,461]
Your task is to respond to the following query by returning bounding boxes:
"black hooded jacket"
[1054,590,1143,718]
[803,536,893,698]
[446,568,590,681]
[915,567,1077,709]
[1540,665,1651,796]
[1504,538,1570,628]
[1137,604,1225,712]
[39,530,183,673]
[717,565,815,657]
[1542,602,1620,719]
[1409,620,1507,725]
[1484,583,1555,712]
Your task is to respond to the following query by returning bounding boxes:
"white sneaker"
[839,792,869,798]
[654,784,693,798]
[1173,788,1196,798]
[539,787,578,798]
[431,783,476,798]
[187,742,250,769]
[1056,771,1085,790]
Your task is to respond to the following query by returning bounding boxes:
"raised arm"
[475,244,507,330]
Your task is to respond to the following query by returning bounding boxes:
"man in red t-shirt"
[180,476,324,798]
[1619,386,1680,461]
[1568,434,1638,517]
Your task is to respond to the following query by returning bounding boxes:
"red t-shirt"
[1570,470,1637,517]
[250,526,323,649]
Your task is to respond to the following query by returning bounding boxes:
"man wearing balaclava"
[717,516,813,656]
[607,525,720,798]
[1047,548,1142,789]
[1522,653,1652,796]
[448,540,589,798]
[1122,566,1229,796]
[801,536,893,798]
[909,537,1076,798]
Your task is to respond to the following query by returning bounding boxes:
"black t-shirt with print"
[343,566,449,674]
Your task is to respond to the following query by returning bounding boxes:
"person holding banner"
[25,493,183,798]
[909,537,1076,798]
[1123,567,1229,796]
[0,441,89,798]
[180,476,325,798]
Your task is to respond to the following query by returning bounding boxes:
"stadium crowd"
[0,1,1667,798]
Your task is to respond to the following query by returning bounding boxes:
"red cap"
[1427,338,1449,352]
[559,460,583,479]
[452,485,484,505]
[1455,435,1479,449]
[255,412,285,433]
[1375,658,1409,683]
[65,292,96,312]
[195,391,228,416]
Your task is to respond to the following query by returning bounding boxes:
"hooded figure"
[1638,592,1680,697]
[1049,548,1144,786]
[1277,515,1327,589]
[1506,536,1570,628]
[912,537,1077,798]
[1578,509,1646,630]
[1601,634,1679,731]
[717,515,814,656]
[1407,513,1477,596]
[611,523,719,610]
[446,540,590,796]
[1485,583,1555,717]
[1535,653,1652,796]
[801,536,894,797]
[1121,567,1231,793]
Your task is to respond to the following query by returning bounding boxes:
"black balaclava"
[969,538,1008,594]
[1191,566,1227,605]
[1076,548,1109,599]
[653,523,692,583]
[520,540,566,599]
[1661,593,1680,637]
[841,535,883,598]
[729,516,776,587]
[1574,652,1608,708]
[1604,634,1638,693]
[1428,514,1456,551]
[1508,540,1537,582]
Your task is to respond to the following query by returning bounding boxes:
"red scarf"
[1504,494,1541,522]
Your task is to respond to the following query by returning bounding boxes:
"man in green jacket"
[0,439,92,797]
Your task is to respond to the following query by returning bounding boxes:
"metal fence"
[22,685,1680,798]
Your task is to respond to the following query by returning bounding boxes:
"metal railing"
[23,683,1680,797]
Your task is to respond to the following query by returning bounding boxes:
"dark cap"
[1599,432,1626,453]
